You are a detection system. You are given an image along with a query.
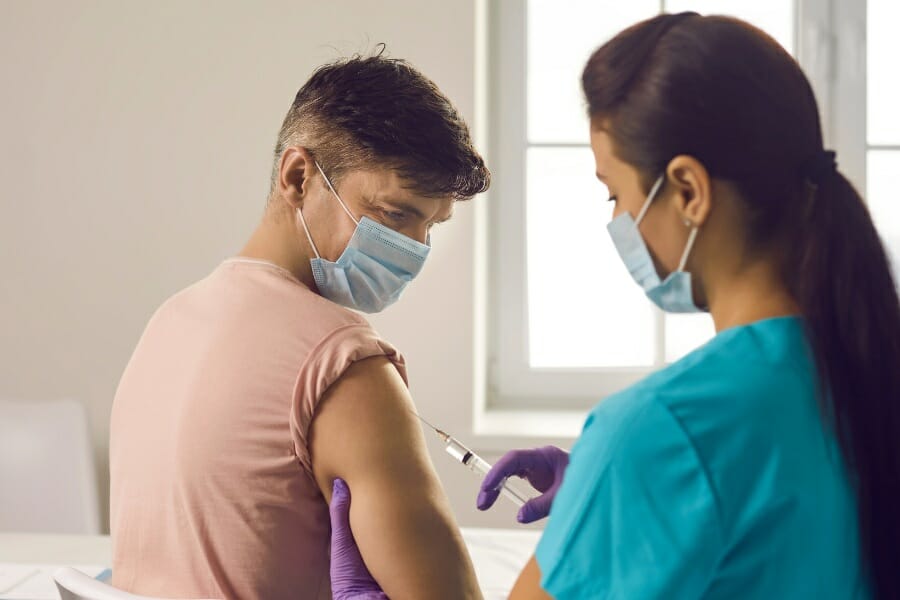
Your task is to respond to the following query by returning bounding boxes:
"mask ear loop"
[635,174,667,227]
[295,206,322,260]
[677,224,699,272]
[636,172,699,273]
[314,161,360,225]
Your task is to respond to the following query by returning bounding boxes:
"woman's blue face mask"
[606,174,703,313]
[295,163,431,313]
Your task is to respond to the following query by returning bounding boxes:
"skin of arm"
[309,355,483,600]
[509,556,553,600]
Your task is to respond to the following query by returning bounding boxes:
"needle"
[411,409,451,442]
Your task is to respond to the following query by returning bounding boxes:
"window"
[487,0,872,410]
[867,0,900,283]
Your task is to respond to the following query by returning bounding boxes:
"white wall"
[0,0,533,532]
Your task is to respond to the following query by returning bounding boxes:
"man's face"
[301,166,454,262]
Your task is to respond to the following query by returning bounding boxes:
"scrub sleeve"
[535,393,723,599]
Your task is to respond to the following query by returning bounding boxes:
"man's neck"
[239,210,318,292]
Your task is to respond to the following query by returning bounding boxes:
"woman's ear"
[277,146,316,209]
[666,155,712,228]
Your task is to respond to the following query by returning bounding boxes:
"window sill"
[466,408,585,453]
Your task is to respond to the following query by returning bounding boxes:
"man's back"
[110,258,405,599]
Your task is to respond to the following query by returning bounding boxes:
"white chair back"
[0,399,100,533]
[54,568,144,600]
[53,567,216,600]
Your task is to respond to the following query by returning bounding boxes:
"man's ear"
[665,155,712,228]
[277,146,316,209]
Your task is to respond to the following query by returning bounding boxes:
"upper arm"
[509,556,554,600]
[534,396,723,599]
[309,355,482,600]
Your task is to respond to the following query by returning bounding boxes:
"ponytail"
[791,167,900,598]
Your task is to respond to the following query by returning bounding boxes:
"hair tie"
[801,150,838,185]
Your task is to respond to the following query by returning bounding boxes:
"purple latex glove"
[476,445,570,524]
[329,478,388,600]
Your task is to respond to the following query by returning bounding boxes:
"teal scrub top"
[535,316,869,599]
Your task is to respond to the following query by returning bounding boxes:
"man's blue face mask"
[295,163,431,313]
[606,174,703,313]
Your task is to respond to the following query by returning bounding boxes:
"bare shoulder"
[308,355,482,599]
[308,355,429,500]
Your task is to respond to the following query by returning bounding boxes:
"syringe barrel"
[443,437,472,464]
[464,452,492,477]
[443,439,529,508]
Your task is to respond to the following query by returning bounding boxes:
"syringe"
[414,413,531,508]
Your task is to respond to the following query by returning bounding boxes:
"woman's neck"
[705,259,801,332]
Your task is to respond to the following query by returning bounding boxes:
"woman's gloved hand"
[329,478,388,600]
[476,445,570,523]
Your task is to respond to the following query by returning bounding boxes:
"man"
[109,52,490,599]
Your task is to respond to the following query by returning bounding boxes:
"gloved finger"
[481,449,539,493]
[329,478,356,550]
[517,492,554,524]
[476,487,501,511]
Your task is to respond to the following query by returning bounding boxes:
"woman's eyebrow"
[596,172,607,181]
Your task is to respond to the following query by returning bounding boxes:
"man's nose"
[404,225,429,245]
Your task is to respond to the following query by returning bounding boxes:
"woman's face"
[589,127,695,280]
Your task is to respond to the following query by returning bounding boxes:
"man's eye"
[382,209,407,222]
[608,195,618,203]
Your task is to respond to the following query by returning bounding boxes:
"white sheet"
[461,527,542,600]
[0,529,542,599]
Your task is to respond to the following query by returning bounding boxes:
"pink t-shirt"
[109,258,406,599]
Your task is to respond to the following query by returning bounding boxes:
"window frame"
[484,0,864,412]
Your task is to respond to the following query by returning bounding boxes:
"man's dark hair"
[272,47,490,199]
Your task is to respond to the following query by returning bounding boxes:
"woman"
[328,12,900,599]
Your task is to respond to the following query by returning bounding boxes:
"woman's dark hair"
[582,13,900,597]
[272,46,490,200]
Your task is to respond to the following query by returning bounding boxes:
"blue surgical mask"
[606,174,703,313]
[295,162,430,313]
